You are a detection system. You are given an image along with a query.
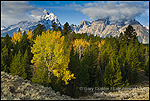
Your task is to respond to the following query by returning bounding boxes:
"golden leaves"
[27,30,33,40]
[11,32,22,43]
[73,39,90,54]
[31,31,75,85]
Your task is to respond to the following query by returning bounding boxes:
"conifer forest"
[1,23,149,98]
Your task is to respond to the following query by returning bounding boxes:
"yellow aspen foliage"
[94,39,105,48]
[31,30,75,85]
[73,39,90,60]
[11,31,22,43]
[27,30,33,40]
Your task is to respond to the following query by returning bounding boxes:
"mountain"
[1,26,6,30]
[71,19,149,44]
[1,9,62,37]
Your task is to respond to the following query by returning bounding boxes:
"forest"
[1,22,149,98]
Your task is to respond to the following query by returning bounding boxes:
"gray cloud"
[80,1,149,23]
[1,1,36,27]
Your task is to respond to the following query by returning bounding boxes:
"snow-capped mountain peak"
[72,18,149,44]
[43,9,49,15]
[41,9,57,22]
[1,9,62,37]
[1,26,6,30]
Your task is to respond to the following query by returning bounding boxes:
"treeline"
[1,22,149,98]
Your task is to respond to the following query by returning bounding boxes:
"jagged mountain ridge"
[71,19,149,44]
[1,9,62,37]
[1,9,149,44]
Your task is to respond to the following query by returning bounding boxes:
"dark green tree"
[63,22,71,36]
[31,61,51,86]
[1,45,9,72]
[124,25,137,42]
[19,31,29,55]
[32,24,46,39]
[10,50,27,79]
[57,26,62,32]
[22,49,32,80]
[51,22,57,31]
[125,41,140,84]
[103,54,123,87]
[18,28,21,33]
[82,39,99,87]
[67,46,81,97]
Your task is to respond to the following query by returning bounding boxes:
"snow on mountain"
[72,18,149,44]
[1,9,149,44]
[1,26,6,30]
[1,9,62,37]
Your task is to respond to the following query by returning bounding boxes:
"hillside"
[1,72,74,100]
[1,71,149,100]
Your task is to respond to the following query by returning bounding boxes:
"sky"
[1,1,149,27]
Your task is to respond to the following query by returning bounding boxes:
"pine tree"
[82,40,99,87]
[124,25,137,42]
[80,60,89,87]
[10,50,27,79]
[63,22,71,36]
[103,58,115,87]
[67,46,81,97]
[19,31,30,55]
[32,24,46,39]
[103,55,123,87]
[1,45,9,72]
[18,28,21,33]
[51,22,58,31]
[113,57,123,87]
[57,26,62,32]
[2,34,14,68]
[31,62,51,86]
[22,49,32,80]
[125,41,140,84]
[119,32,124,42]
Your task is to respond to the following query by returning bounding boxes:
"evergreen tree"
[19,31,29,55]
[51,22,58,31]
[119,32,124,42]
[57,26,62,32]
[2,34,14,68]
[67,46,81,97]
[22,49,32,80]
[31,62,51,86]
[103,55,123,87]
[82,40,99,87]
[1,45,9,72]
[125,41,140,84]
[32,24,46,39]
[63,22,71,36]
[10,50,27,79]
[124,25,137,42]
[18,28,21,33]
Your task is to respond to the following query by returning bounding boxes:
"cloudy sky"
[1,1,149,27]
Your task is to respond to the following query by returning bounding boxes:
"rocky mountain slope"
[1,71,74,100]
[1,9,62,37]
[1,9,149,44]
[1,71,149,100]
[71,19,149,44]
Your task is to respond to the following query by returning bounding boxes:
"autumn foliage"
[31,30,75,85]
